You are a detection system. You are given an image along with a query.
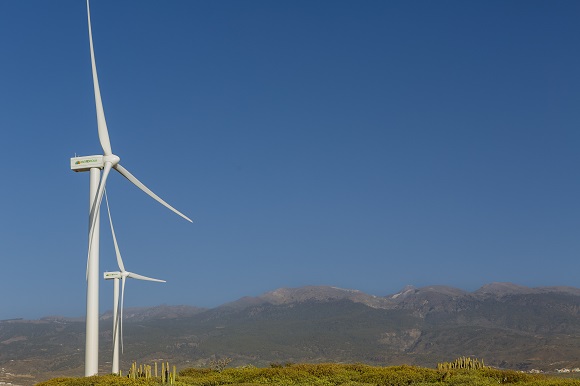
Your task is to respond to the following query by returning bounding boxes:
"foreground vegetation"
[37,363,580,386]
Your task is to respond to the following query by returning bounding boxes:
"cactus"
[437,357,486,371]
[124,361,175,382]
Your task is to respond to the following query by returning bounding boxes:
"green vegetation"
[36,363,580,386]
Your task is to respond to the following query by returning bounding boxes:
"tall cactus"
[437,357,486,371]
[125,360,175,381]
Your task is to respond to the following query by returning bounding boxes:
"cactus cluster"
[437,356,486,371]
[126,361,177,384]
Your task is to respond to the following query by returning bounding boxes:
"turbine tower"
[104,193,165,375]
[71,0,191,376]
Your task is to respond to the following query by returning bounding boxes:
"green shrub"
[38,363,580,386]
[37,375,157,386]
[179,368,214,377]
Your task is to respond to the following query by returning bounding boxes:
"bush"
[37,375,157,386]
[39,363,576,386]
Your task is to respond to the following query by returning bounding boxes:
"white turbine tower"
[71,0,192,376]
[103,193,165,375]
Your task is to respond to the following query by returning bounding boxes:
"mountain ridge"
[28,282,580,320]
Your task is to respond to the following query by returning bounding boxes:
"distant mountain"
[219,285,390,310]
[474,282,580,297]
[2,283,580,386]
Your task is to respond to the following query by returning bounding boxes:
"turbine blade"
[120,276,126,354]
[87,0,112,156]
[127,272,166,283]
[86,162,112,279]
[104,191,126,272]
[113,164,193,223]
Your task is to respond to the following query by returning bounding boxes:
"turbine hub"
[103,154,121,166]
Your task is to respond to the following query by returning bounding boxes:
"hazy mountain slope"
[219,285,392,310]
[1,283,580,386]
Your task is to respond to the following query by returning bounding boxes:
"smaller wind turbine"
[103,191,165,375]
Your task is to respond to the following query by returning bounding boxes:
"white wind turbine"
[71,0,192,376]
[103,192,165,375]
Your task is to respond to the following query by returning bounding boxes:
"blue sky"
[0,1,579,320]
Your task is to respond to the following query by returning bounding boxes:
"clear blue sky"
[0,1,579,320]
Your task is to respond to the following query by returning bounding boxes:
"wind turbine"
[71,0,192,376]
[103,192,165,375]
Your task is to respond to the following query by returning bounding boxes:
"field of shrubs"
[37,363,580,386]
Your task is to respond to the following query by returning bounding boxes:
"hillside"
[1,283,580,385]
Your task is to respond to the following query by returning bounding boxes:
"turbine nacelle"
[104,271,122,280]
[71,155,120,173]
[71,155,104,172]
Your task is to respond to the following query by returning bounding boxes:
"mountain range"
[1,282,580,385]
